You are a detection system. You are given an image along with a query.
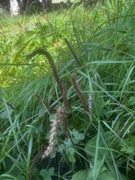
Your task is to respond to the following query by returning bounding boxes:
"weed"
[0,1,135,179]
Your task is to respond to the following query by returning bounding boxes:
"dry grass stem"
[61,83,69,108]
[65,38,81,67]
[42,106,67,159]
[88,93,93,116]
[28,49,63,92]
[71,73,88,112]
[61,83,70,138]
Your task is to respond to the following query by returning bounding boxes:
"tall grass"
[0,0,135,179]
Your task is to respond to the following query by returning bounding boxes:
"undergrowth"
[0,0,135,179]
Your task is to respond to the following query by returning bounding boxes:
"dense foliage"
[0,1,135,179]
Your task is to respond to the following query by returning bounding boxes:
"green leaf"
[67,152,76,163]
[0,173,17,180]
[128,96,135,106]
[15,31,36,48]
[48,167,55,176]
[85,131,113,157]
[87,159,106,179]
[39,168,54,180]
[49,114,55,122]
[120,135,135,154]
[16,176,25,180]
[0,109,13,119]
[72,170,88,180]
[97,170,116,180]
[97,169,127,180]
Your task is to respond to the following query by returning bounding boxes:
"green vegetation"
[0,0,135,179]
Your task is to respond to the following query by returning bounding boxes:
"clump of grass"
[0,0,135,179]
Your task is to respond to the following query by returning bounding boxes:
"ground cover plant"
[0,0,135,179]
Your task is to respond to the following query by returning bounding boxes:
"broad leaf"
[72,170,88,180]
